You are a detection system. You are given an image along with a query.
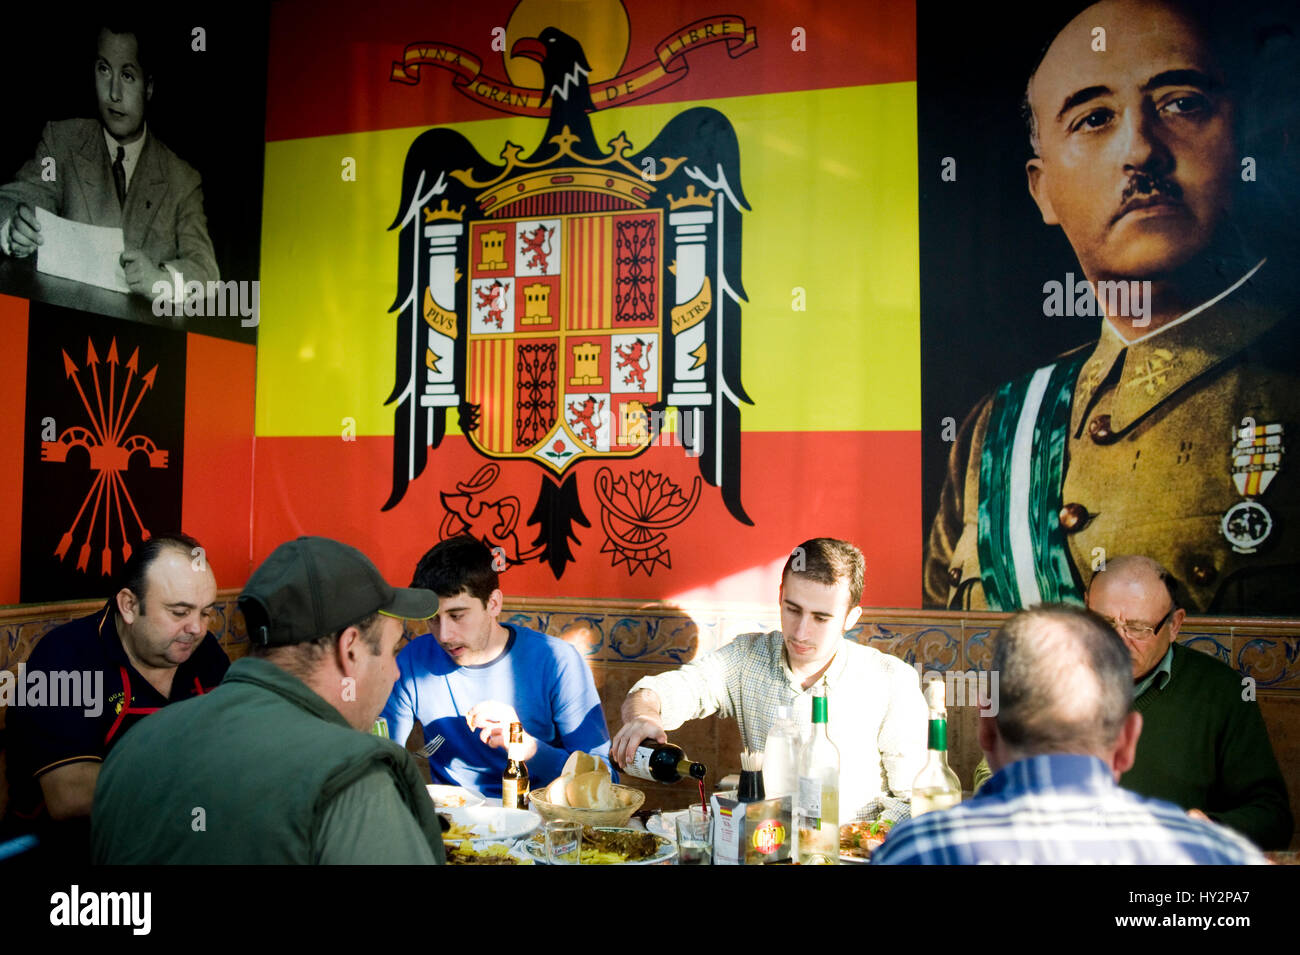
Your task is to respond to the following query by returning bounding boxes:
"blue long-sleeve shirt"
[382,623,612,797]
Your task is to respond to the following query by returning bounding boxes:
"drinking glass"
[545,820,582,865]
[676,806,712,865]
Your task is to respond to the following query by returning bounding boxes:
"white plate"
[443,806,540,844]
[645,809,689,838]
[426,784,485,809]
[524,827,677,865]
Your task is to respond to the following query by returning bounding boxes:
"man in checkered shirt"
[872,605,1266,864]
[611,538,928,817]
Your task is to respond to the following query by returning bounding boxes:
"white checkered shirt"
[630,631,928,817]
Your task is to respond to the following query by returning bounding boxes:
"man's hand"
[6,203,43,258]
[466,700,536,758]
[611,689,666,767]
[120,248,168,297]
[1187,808,1212,823]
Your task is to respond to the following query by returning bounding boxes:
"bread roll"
[561,751,597,778]
[547,776,569,806]
[566,771,617,810]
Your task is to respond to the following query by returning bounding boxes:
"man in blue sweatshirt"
[382,535,612,797]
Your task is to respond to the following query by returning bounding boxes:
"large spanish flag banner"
[256,0,919,605]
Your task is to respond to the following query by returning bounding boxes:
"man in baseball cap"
[91,537,446,864]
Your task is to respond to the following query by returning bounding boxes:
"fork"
[415,734,445,759]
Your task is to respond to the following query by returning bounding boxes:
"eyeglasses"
[1103,607,1175,639]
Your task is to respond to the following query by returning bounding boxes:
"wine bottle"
[795,684,839,864]
[616,740,707,783]
[762,704,799,798]
[502,721,530,810]
[911,681,962,816]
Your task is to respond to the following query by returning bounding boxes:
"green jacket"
[92,657,446,864]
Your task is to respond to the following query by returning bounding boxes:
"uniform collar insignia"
[1074,260,1282,436]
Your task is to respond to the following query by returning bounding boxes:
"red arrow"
[78,472,108,570]
[117,469,149,539]
[113,364,156,445]
[86,339,111,445]
[110,473,131,565]
[56,470,104,560]
[61,350,107,445]
[106,339,120,439]
[113,348,139,445]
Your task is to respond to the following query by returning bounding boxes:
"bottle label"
[797,775,821,825]
[622,746,657,781]
[502,779,519,809]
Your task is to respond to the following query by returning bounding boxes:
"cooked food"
[582,826,658,861]
[443,821,477,841]
[447,843,522,865]
[432,792,468,808]
[527,826,665,863]
[840,819,893,859]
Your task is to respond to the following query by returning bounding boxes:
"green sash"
[977,353,1089,610]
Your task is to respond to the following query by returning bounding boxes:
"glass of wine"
[675,805,712,865]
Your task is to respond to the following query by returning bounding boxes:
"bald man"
[926,0,1300,614]
[1086,555,1292,848]
[874,605,1264,864]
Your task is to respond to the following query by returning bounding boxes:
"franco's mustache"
[1121,172,1184,204]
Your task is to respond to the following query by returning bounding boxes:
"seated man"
[92,536,445,864]
[382,536,612,798]
[1087,555,1292,849]
[0,21,218,295]
[612,538,927,816]
[874,605,1265,864]
[2,533,229,862]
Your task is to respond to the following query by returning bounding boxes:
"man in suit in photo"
[0,21,218,296]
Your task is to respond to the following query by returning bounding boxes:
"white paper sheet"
[33,208,130,294]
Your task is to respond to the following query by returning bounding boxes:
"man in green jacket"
[91,536,446,863]
[1085,555,1293,849]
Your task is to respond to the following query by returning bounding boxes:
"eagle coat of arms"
[384,22,752,577]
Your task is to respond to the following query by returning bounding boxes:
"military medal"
[1222,421,1283,553]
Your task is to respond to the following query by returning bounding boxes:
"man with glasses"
[1085,555,1292,848]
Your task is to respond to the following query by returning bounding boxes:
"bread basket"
[528,782,645,827]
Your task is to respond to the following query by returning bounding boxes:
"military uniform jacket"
[927,263,1299,613]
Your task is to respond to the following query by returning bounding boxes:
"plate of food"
[426,784,485,809]
[441,806,540,845]
[445,841,535,865]
[524,826,676,865]
[840,818,894,863]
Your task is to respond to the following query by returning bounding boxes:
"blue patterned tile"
[1176,631,1232,666]
[963,625,996,671]
[1235,637,1300,690]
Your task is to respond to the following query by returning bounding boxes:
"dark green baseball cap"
[239,536,438,646]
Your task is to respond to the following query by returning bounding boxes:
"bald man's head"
[1087,556,1185,678]
[992,605,1134,759]
[1022,0,1237,285]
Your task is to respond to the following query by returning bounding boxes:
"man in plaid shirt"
[872,605,1265,864]
[611,538,928,817]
